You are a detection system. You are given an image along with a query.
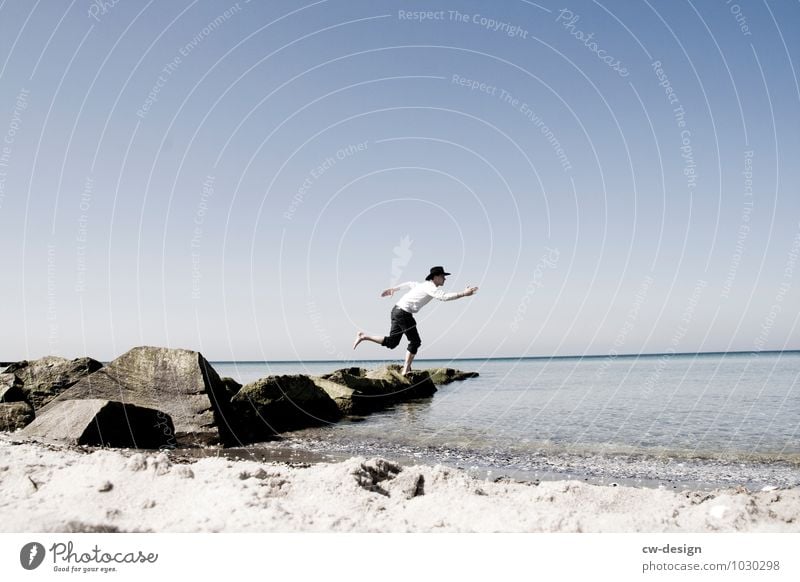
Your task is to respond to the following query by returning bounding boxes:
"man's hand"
[381,288,395,297]
[463,286,478,297]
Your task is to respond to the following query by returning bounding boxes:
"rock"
[230,375,341,442]
[312,365,437,415]
[219,376,242,401]
[21,399,176,448]
[4,356,103,409]
[0,373,24,402]
[352,458,403,496]
[0,402,35,431]
[36,346,234,446]
[386,470,426,499]
[427,367,479,385]
[365,365,440,399]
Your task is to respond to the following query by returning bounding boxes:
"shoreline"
[196,436,800,492]
[2,435,798,533]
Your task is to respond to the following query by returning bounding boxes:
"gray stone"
[0,402,35,432]
[230,375,341,442]
[4,356,103,409]
[37,346,234,447]
[21,399,176,448]
[0,373,24,402]
[313,365,437,415]
[352,458,402,496]
[427,367,480,385]
[220,376,242,402]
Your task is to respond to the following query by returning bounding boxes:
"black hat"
[425,266,451,281]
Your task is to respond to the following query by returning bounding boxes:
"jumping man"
[352,266,479,375]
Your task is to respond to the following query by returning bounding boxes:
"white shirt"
[393,281,459,313]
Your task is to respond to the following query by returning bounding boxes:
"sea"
[211,351,800,490]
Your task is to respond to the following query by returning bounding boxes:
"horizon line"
[208,348,800,364]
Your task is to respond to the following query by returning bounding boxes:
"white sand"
[1,437,797,532]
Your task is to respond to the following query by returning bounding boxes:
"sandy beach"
[1,435,797,533]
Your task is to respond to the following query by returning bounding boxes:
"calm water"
[212,352,800,487]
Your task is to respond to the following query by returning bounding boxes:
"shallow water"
[212,352,800,488]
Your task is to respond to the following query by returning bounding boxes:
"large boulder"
[0,402,35,432]
[312,365,437,415]
[230,375,341,442]
[21,399,176,448]
[427,367,480,385]
[4,356,103,409]
[37,346,235,447]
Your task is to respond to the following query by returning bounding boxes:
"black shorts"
[381,306,422,354]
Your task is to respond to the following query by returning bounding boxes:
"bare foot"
[401,367,411,376]
[353,332,366,350]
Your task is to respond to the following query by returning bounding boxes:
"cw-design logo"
[19,542,46,570]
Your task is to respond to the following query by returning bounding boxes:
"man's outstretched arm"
[380,281,416,297]
[426,285,479,301]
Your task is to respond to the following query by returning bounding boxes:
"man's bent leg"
[353,332,385,349]
[401,350,416,376]
[355,306,404,350]
[402,321,421,375]
[380,306,406,350]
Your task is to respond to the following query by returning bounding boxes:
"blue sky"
[0,0,798,361]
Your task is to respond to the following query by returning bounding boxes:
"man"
[352,266,479,375]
